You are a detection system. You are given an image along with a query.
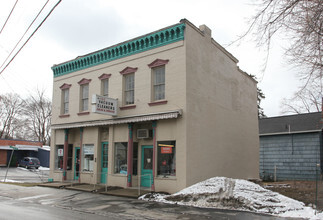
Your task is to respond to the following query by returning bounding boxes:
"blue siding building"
[259,112,322,181]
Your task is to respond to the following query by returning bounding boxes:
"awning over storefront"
[51,109,183,130]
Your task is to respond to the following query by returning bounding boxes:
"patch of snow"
[0,179,23,183]
[38,167,50,171]
[139,177,323,219]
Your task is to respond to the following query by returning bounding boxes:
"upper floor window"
[120,67,137,106]
[81,84,89,111]
[148,59,169,102]
[153,66,165,101]
[63,89,69,114]
[99,73,111,97]
[124,74,134,105]
[59,83,71,115]
[78,78,92,112]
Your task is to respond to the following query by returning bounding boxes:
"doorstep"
[38,181,81,189]
[100,187,151,198]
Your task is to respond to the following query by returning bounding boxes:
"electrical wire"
[0,0,50,71]
[0,0,62,75]
[0,0,19,35]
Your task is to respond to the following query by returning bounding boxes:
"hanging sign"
[92,94,117,116]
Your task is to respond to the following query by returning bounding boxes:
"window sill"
[59,114,70,118]
[148,100,168,106]
[119,105,136,110]
[77,111,90,116]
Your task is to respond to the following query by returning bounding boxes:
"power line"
[0,0,19,35]
[0,0,62,75]
[0,0,50,71]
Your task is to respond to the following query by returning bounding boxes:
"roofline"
[259,111,322,120]
[259,129,322,136]
[52,21,186,77]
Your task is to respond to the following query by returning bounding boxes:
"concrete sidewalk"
[38,182,151,198]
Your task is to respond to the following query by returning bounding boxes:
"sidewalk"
[38,182,151,198]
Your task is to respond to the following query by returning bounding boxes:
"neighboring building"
[0,139,50,167]
[50,19,259,193]
[259,112,322,181]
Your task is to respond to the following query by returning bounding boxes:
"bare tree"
[24,89,52,145]
[281,79,322,113]
[0,94,26,139]
[238,0,322,83]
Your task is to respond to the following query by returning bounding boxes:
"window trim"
[78,78,91,113]
[119,67,137,107]
[148,59,169,103]
[59,83,71,116]
[99,74,111,97]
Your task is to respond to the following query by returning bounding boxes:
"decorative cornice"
[148,59,169,68]
[59,83,72,90]
[52,23,186,78]
[78,78,92,85]
[119,67,138,75]
[98,73,111,80]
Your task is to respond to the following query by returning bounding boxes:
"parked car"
[18,157,40,169]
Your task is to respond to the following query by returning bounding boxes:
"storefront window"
[114,142,127,174]
[55,145,72,170]
[83,144,94,172]
[55,145,64,170]
[157,141,176,176]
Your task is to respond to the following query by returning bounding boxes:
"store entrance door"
[74,147,80,180]
[141,145,153,187]
[101,142,108,184]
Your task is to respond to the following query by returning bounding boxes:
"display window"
[114,142,128,174]
[157,141,176,176]
[83,144,94,172]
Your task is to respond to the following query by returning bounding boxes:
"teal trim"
[101,142,108,184]
[52,23,185,77]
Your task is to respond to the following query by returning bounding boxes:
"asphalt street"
[0,183,293,220]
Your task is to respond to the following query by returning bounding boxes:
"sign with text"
[92,94,117,116]
[58,149,64,156]
[161,147,172,154]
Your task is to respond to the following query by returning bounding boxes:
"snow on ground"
[0,179,23,183]
[139,177,323,219]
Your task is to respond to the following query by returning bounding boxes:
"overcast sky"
[0,0,300,117]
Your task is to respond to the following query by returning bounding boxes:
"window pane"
[157,141,176,176]
[153,67,165,101]
[82,98,88,111]
[125,74,134,90]
[103,79,109,96]
[114,142,127,174]
[82,144,94,172]
[125,91,134,105]
[64,102,69,114]
[82,84,89,98]
[64,89,69,102]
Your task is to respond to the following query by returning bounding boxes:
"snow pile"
[140,177,323,219]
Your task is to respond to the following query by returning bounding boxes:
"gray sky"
[0,0,300,117]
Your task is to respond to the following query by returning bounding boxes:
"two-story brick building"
[50,19,259,193]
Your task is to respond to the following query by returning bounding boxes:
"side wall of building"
[260,132,322,180]
[184,23,259,186]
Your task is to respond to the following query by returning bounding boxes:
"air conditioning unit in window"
[137,129,152,139]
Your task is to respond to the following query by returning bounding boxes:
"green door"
[74,147,80,180]
[141,145,153,187]
[101,142,108,184]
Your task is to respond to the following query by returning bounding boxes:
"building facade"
[50,19,259,193]
[259,112,322,181]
